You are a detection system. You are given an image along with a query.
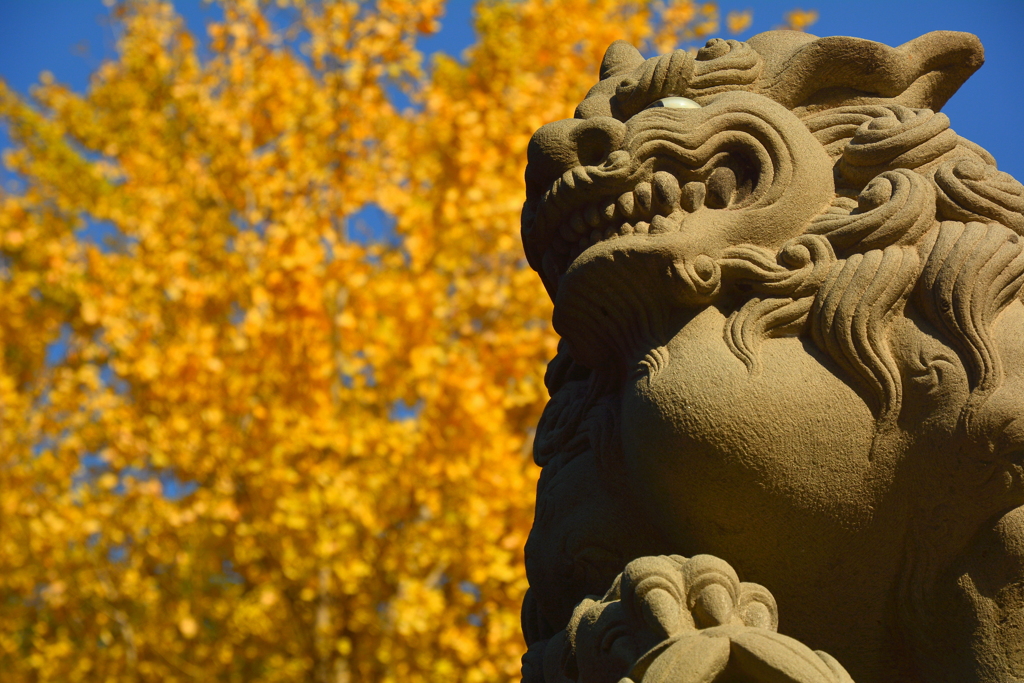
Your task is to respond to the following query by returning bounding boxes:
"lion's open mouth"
[530,151,759,294]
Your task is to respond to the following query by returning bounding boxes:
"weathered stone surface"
[520,30,1024,683]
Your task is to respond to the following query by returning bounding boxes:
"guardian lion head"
[521,30,1024,683]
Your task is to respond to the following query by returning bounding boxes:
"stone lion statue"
[519,30,1024,683]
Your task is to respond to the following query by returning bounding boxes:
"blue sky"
[1,0,1022,177]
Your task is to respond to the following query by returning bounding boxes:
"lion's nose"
[525,116,626,198]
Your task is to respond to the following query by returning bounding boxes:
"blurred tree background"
[0,1,815,680]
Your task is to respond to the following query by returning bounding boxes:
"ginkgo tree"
[0,1,814,681]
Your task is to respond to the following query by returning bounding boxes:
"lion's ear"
[599,40,644,80]
[750,30,984,111]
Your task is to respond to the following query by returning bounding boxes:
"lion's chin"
[551,231,716,372]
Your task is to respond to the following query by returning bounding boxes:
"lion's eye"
[645,96,700,110]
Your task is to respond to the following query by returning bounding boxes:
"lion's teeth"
[706,166,737,209]
[681,181,706,212]
[653,171,680,213]
[561,169,576,190]
[650,215,676,234]
[634,182,653,215]
[570,211,587,235]
[616,192,636,219]
[552,178,694,268]
[546,186,566,211]
[601,198,618,222]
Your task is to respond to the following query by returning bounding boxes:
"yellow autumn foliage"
[0,1,813,681]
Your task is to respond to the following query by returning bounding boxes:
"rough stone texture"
[520,30,1024,683]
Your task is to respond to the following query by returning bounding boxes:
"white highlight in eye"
[646,96,701,110]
